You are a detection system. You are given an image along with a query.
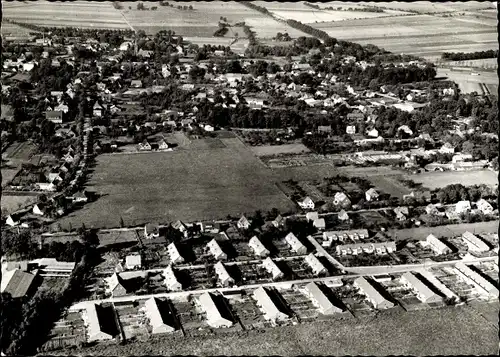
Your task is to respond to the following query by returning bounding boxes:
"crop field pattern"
[56,138,295,229]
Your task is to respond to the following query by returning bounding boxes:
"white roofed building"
[305,253,327,275]
[454,262,499,298]
[253,287,290,322]
[167,242,185,264]
[143,297,177,334]
[461,231,490,253]
[284,233,307,255]
[248,236,270,257]
[424,234,452,255]
[262,257,284,280]
[476,199,494,215]
[353,277,394,309]
[163,265,182,291]
[400,272,442,304]
[82,304,114,342]
[198,292,234,328]
[214,261,234,287]
[207,239,227,260]
[304,282,343,315]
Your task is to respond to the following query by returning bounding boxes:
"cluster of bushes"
[432,184,496,205]
[213,23,229,37]
[441,49,498,61]
[274,32,292,42]
[242,24,257,46]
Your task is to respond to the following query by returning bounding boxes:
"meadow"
[54,138,296,229]
[250,143,311,157]
[411,170,498,190]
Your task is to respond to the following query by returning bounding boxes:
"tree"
[189,5,193,10]
[120,216,125,228]
[137,2,145,10]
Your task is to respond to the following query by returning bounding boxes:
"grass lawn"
[55,138,295,229]
[50,303,498,356]
[411,170,498,190]
[250,144,311,157]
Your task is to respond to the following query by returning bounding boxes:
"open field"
[310,14,497,59]
[348,1,496,13]
[1,168,20,187]
[3,1,128,29]
[50,303,498,356]
[410,170,498,190]
[436,68,498,95]
[55,138,295,229]
[388,220,499,241]
[1,194,39,215]
[122,1,304,38]
[250,144,310,157]
[367,175,412,199]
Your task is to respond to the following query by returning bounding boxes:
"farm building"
[198,292,234,328]
[248,236,270,258]
[237,215,251,230]
[323,229,369,242]
[105,273,127,297]
[414,269,458,300]
[214,261,234,287]
[304,282,343,315]
[207,239,227,261]
[298,196,315,210]
[30,258,75,277]
[454,263,499,298]
[253,287,290,322]
[167,242,185,264]
[163,265,182,291]
[143,297,177,334]
[461,231,490,253]
[335,242,396,256]
[0,269,36,298]
[400,272,442,304]
[82,304,115,342]
[423,234,452,255]
[262,257,284,280]
[284,233,307,255]
[353,277,394,310]
[125,254,142,270]
[144,223,160,239]
[305,253,327,276]
[476,199,494,214]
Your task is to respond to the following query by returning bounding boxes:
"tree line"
[441,50,498,61]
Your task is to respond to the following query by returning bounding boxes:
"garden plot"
[230,241,256,262]
[279,287,318,322]
[40,311,86,352]
[335,282,374,316]
[97,230,140,249]
[468,263,499,287]
[1,194,38,214]
[236,261,274,285]
[113,300,149,341]
[430,267,484,302]
[271,237,307,258]
[225,292,272,329]
[172,298,206,335]
[180,266,217,291]
[278,257,316,280]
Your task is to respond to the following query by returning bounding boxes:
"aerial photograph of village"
[0,0,498,356]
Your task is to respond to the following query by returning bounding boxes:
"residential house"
[143,297,176,334]
[93,102,103,117]
[366,128,379,138]
[353,277,394,309]
[313,218,326,230]
[454,262,499,298]
[253,286,290,322]
[198,292,234,328]
[298,196,315,210]
[346,125,356,135]
[144,223,160,239]
[461,231,490,253]
[306,212,319,222]
[284,232,307,255]
[476,199,494,215]
[125,254,142,270]
[305,253,327,275]
[167,242,185,264]
[455,200,471,214]
[138,140,152,151]
[46,110,64,124]
[83,304,115,342]
[335,242,396,256]
[365,188,379,201]
[171,220,188,237]
[272,215,285,228]
[262,257,284,280]
[423,234,452,255]
[214,261,234,287]
[400,272,442,304]
[5,214,21,227]
[393,206,409,221]
[333,192,351,209]
[105,273,127,297]
[338,209,350,222]
[248,236,270,258]
[439,142,456,154]
[207,239,227,260]
[237,215,251,230]
[130,79,143,88]
[304,282,344,315]
[415,268,458,300]
[32,203,47,216]
[163,265,182,291]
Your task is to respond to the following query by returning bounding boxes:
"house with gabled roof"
[338,209,350,222]
[237,215,251,230]
[163,265,182,291]
[284,232,307,255]
[0,269,36,298]
[333,192,351,209]
[400,272,442,304]
[298,196,315,210]
[198,292,234,328]
[304,282,344,315]
[144,223,160,239]
[167,242,185,264]
[272,214,285,228]
[207,239,227,260]
[248,236,270,258]
[143,297,177,334]
[353,276,394,309]
[253,286,290,322]
[262,257,284,280]
[214,261,234,287]
[365,188,379,201]
[105,273,127,297]
[305,253,327,275]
